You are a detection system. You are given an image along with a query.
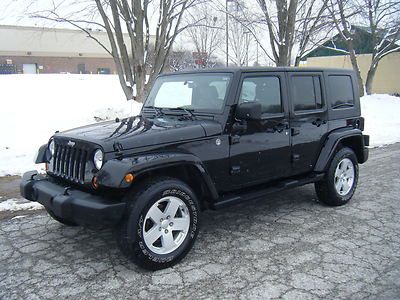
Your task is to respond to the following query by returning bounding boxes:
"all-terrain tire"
[315,147,359,206]
[116,177,200,270]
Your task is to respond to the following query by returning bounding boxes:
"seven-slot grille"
[52,141,89,183]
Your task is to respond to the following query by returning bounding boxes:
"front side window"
[145,73,232,112]
[239,76,282,114]
[292,75,323,111]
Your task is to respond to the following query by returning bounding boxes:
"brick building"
[0,25,154,75]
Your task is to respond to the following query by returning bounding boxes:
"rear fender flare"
[314,128,366,172]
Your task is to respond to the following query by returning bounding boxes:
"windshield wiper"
[144,106,164,117]
[174,106,196,119]
[332,103,354,109]
[167,107,197,119]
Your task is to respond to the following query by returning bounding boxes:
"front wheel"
[116,177,200,270]
[315,147,359,206]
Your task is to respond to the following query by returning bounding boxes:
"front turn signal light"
[124,173,135,183]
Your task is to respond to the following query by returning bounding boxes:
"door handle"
[273,123,288,133]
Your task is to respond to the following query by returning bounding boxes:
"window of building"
[97,68,111,74]
[239,76,282,114]
[292,75,323,111]
[328,75,355,109]
[77,64,86,74]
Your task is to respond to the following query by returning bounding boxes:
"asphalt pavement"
[0,144,399,299]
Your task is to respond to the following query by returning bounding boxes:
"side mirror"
[235,102,262,120]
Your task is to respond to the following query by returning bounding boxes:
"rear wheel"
[315,147,359,206]
[116,177,200,270]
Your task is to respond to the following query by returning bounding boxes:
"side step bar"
[212,173,325,210]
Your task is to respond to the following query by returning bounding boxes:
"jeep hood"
[54,116,222,152]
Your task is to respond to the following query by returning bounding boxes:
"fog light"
[124,173,135,183]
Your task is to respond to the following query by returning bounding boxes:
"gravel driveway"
[1,144,399,299]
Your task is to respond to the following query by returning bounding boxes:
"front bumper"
[20,171,126,225]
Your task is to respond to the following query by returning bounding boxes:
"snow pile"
[361,94,400,147]
[0,74,142,176]
[0,198,43,211]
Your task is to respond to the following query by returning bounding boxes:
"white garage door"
[23,64,37,74]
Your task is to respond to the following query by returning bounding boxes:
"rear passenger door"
[289,72,328,174]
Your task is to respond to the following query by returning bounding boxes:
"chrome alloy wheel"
[334,158,355,196]
[142,196,190,255]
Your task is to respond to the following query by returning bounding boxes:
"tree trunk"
[348,48,364,97]
[134,67,147,103]
[365,63,378,95]
[294,56,301,67]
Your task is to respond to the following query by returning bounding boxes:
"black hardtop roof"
[160,66,354,76]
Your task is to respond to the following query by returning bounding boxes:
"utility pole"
[225,0,229,67]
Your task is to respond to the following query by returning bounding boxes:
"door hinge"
[230,135,241,145]
[230,166,241,175]
[291,128,300,136]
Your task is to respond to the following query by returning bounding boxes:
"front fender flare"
[96,152,219,199]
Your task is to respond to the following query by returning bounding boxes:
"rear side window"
[329,75,354,109]
[292,76,323,111]
[239,76,282,114]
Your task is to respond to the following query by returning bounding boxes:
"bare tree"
[223,0,331,67]
[358,0,400,94]
[185,3,224,68]
[168,50,194,71]
[294,0,333,66]
[227,14,252,66]
[327,0,365,96]
[31,0,201,102]
[255,0,300,66]
[218,0,254,66]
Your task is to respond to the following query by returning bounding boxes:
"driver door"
[229,72,291,187]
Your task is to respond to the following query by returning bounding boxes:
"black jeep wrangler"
[21,67,369,270]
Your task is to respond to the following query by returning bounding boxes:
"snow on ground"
[0,74,142,176]
[0,198,43,212]
[361,94,400,147]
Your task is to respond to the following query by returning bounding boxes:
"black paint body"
[21,67,369,225]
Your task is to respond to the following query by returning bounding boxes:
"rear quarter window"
[328,75,355,109]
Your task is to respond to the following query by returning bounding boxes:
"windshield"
[144,73,232,113]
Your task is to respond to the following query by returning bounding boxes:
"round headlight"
[93,149,104,170]
[48,139,55,156]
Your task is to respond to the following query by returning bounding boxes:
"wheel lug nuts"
[165,229,168,234]
[169,222,173,226]
[167,216,170,219]
[159,227,162,231]
[160,218,163,222]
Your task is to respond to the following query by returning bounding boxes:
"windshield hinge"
[113,142,124,158]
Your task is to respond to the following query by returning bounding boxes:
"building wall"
[304,52,400,94]
[0,25,156,75]
[0,56,117,74]
[0,25,129,58]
